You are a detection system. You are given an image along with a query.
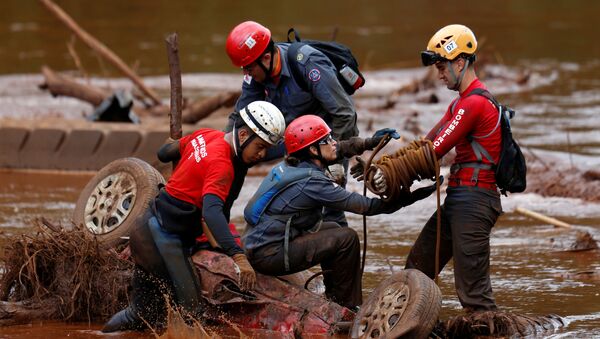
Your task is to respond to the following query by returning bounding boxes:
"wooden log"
[39,66,108,106]
[182,90,241,124]
[0,301,53,327]
[165,33,183,140]
[515,207,573,229]
[38,0,162,106]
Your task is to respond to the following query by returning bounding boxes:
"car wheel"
[351,269,441,339]
[73,157,164,247]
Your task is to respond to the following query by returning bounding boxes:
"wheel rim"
[83,171,137,235]
[356,283,410,338]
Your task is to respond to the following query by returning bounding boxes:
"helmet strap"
[257,43,275,80]
[311,143,335,167]
[233,125,258,162]
[232,125,240,158]
[241,132,257,150]
[448,58,470,91]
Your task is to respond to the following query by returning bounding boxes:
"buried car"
[72,157,442,337]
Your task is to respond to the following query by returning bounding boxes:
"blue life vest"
[244,161,326,226]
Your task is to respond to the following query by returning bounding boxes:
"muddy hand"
[327,163,346,186]
[350,156,367,181]
[402,176,443,206]
[233,253,256,291]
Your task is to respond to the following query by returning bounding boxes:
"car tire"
[73,157,164,247]
[351,268,441,339]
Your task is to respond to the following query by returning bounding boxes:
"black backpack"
[453,88,527,196]
[285,28,365,95]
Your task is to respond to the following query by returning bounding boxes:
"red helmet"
[284,115,331,154]
[226,21,271,67]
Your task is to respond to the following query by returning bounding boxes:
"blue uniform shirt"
[243,161,396,251]
[231,43,359,141]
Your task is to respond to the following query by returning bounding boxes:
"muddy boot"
[101,306,144,333]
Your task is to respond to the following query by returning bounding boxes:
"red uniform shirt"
[165,129,234,208]
[426,79,501,186]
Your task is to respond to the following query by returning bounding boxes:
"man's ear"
[238,127,249,144]
[309,145,318,156]
[456,58,466,72]
[261,52,272,66]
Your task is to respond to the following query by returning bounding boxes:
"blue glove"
[372,128,400,140]
[365,128,401,150]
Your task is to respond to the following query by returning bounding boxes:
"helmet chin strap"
[232,125,240,158]
[257,44,275,80]
[447,58,470,91]
[312,144,334,167]
[233,125,257,163]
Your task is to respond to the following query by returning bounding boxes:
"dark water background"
[2,0,600,75]
[1,0,600,338]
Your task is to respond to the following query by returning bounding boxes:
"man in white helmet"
[102,101,286,332]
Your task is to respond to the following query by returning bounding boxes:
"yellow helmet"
[421,24,477,66]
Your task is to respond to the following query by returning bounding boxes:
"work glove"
[365,128,401,149]
[350,157,388,192]
[232,253,256,291]
[327,163,347,186]
[397,176,444,208]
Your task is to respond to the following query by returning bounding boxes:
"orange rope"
[364,139,442,284]
[365,140,438,201]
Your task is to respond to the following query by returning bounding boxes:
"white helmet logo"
[244,36,256,49]
[444,40,457,54]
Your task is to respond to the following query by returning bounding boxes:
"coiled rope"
[362,139,443,283]
[364,139,439,202]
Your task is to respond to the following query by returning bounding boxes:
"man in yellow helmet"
[406,24,503,312]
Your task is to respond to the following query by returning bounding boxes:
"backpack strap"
[285,27,311,92]
[286,42,309,92]
[287,28,301,43]
[452,88,501,184]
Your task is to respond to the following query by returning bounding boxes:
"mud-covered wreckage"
[0,157,568,338]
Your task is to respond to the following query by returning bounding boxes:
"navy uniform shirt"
[243,161,399,251]
[230,43,359,141]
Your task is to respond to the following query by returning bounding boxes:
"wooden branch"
[165,33,182,140]
[39,66,108,106]
[515,207,573,229]
[182,90,241,124]
[0,301,53,327]
[66,35,87,79]
[38,0,162,106]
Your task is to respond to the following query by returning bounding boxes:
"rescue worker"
[405,25,502,312]
[243,115,437,310]
[225,20,359,226]
[102,101,286,332]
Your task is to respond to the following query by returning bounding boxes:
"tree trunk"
[39,66,108,106]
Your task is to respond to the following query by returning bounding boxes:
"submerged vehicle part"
[73,157,164,247]
[351,269,441,338]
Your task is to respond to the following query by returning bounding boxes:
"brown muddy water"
[2,0,600,338]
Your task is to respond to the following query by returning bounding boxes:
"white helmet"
[240,101,285,145]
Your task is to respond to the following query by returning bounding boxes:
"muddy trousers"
[405,186,502,311]
[103,212,202,332]
[248,224,362,309]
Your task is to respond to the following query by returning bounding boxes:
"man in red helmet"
[242,115,437,309]
[225,21,358,146]
[224,21,360,226]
